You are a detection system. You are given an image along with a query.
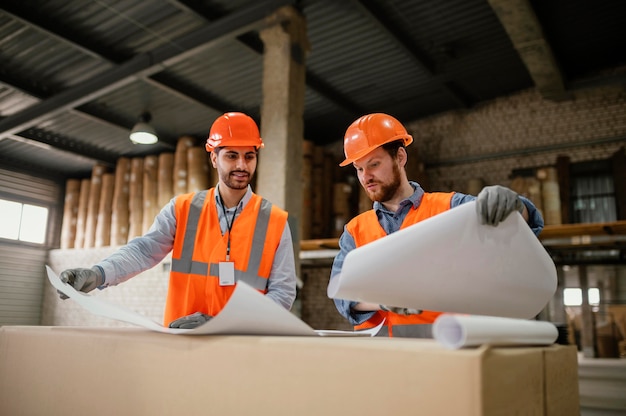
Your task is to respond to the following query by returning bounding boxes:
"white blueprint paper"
[327,201,557,319]
[47,266,380,337]
[433,314,558,349]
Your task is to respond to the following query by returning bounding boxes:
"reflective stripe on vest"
[350,192,455,337]
[170,190,272,291]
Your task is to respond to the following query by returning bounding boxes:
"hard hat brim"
[339,134,412,167]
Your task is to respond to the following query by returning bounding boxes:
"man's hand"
[476,185,524,226]
[58,267,104,299]
[168,312,213,329]
[379,305,422,315]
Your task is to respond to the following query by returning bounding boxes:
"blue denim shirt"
[329,181,545,325]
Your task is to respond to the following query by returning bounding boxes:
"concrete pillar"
[257,6,309,273]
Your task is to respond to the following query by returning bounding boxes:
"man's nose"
[235,155,246,168]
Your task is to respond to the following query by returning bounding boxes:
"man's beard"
[365,162,401,202]
[220,170,251,190]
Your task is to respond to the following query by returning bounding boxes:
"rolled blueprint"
[327,201,557,319]
[433,314,558,349]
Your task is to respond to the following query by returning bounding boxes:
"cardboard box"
[0,326,579,416]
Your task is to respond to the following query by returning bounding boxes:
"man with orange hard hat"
[328,113,544,338]
[59,112,297,329]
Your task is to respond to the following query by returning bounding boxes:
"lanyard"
[220,201,237,261]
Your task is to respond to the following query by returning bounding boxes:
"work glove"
[168,312,213,329]
[58,267,104,299]
[476,185,524,226]
[379,305,423,315]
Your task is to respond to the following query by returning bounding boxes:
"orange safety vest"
[163,188,288,325]
[350,192,454,338]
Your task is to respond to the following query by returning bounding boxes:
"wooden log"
[60,179,81,249]
[358,185,371,214]
[95,173,115,247]
[142,155,159,234]
[526,177,543,215]
[322,150,336,237]
[333,182,352,237]
[300,140,314,240]
[158,152,175,207]
[310,146,326,238]
[83,165,107,248]
[187,146,210,193]
[539,167,562,226]
[111,157,131,246]
[467,178,485,196]
[128,157,144,240]
[173,136,195,196]
[73,178,91,249]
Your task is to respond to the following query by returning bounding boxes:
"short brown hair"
[381,139,405,159]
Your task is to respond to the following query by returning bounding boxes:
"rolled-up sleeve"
[97,198,177,286]
[265,222,298,310]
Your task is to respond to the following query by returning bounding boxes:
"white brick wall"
[43,247,170,327]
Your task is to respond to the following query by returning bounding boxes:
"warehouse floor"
[578,354,626,415]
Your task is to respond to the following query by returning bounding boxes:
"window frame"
[0,194,53,247]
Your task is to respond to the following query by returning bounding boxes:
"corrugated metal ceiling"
[0,0,624,179]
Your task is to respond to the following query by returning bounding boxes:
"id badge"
[218,262,235,286]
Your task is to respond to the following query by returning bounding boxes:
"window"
[0,198,49,244]
[570,160,617,223]
[563,288,600,306]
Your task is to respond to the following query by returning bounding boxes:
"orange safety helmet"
[339,113,413,166]
[205,112,264,152]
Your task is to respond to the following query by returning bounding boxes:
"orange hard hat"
[205,112,264,152]
[339,113,413,166]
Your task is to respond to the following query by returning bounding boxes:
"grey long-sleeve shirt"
[96,184,297,310]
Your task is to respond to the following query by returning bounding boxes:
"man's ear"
[210,150,217,168]
[397,146,408,168]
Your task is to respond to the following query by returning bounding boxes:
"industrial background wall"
[0,168,63,325]
[21,83,625,332]
[407,86,626,194]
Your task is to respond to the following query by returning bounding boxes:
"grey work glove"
[58,267,104,299]
[476,185,524,226]
[168,312,213,329]
[379,305,423,315]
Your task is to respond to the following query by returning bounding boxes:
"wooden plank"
[300,238,339,251]
[540,221,626,240]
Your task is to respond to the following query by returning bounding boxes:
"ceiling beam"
[487,0,569,101]
[305,73,368,116]
[0,67,138,134]
[0,1,128,63]
[146,73,240,114]
[17,128,119,165]
[351,0,470,109]
[175,0,365,116]
[0,0,295,140]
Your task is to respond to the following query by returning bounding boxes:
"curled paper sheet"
[433,314,558,349]
[46,266,380,337]
[328,201,557,319]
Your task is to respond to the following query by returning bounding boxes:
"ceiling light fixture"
[129,112,158,144]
